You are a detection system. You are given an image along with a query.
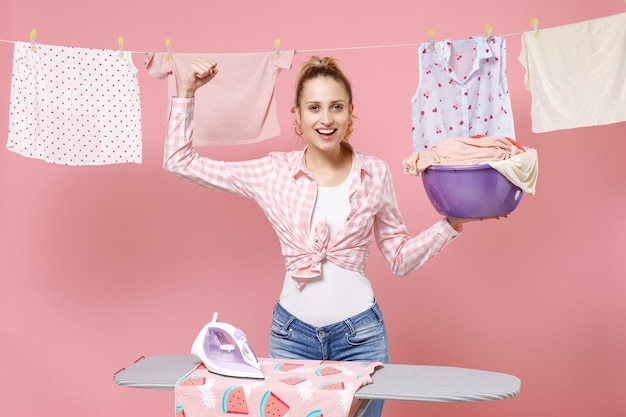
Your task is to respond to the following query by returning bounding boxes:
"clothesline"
[296,31,526,53]
[3,11,625,54]
[0,30,527,55]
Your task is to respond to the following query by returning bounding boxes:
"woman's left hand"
[447,214,509,232]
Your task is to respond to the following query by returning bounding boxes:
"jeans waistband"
[274,299,384,335]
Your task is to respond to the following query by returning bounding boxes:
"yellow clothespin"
[29,29,37,52]
[118,36,125,59]
[485,23,493,42]
[428,29,435,50]
[274,38,281,60]
[530,18,539,38]
[165,38,172,61]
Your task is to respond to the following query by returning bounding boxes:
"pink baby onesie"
[411,36,515,151]
[146,50,294,146]
[7,42,142,165]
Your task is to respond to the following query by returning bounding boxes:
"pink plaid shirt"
[164,98,459,281]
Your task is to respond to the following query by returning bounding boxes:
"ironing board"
[114,355,521,416]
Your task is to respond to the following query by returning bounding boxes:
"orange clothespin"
[530,18,539,38]
[428,29,435,50]
[29,29,37,52]
[485,23,493,42]
[118,36,125,59]
[165,38,172,61]
[274,38,281,60]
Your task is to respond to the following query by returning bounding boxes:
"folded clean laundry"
[518,12,626,133]
[403,135,538,195]
[404,135,525,172]
[7,42,143,165]
[486,149,538,195]
[146,50,294,146]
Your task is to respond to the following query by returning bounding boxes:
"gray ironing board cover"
[114,355,520,402]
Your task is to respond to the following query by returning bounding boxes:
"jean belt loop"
[284,315,296,331]
[275,302,296,331]
[344,317,356,335]
[371,299,383,323]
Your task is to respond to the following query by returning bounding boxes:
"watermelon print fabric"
[174,358,381,417]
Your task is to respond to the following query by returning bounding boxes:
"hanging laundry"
[518,12,626,133]
[146,50,294,146]
[411,36,516,151]
[6,42,143,165]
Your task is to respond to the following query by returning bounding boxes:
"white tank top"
[279,170,375,327]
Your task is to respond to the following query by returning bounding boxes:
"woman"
[164,55,493,417]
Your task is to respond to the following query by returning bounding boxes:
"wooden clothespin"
[428,29,435,50]
[165,38,172,61]
[274,38,281,60]
[29,29,37,52]
[530,18,539,38]
[485,23,493,42]
[118,36,125,59]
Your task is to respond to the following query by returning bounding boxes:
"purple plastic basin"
[421,164,523,218]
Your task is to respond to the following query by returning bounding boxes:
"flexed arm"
[178,57,219,98]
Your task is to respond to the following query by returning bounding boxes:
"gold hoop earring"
[344,118,355,141]
[294,120,303,137]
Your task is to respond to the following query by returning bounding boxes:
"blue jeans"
[269,300,390,417]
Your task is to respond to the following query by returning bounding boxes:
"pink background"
[1,1,625,417]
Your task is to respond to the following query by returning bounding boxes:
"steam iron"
[191,312,264,379]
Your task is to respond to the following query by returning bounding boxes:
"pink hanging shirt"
[146,50,294,146]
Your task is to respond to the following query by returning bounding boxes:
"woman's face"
[296,76,353,153]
